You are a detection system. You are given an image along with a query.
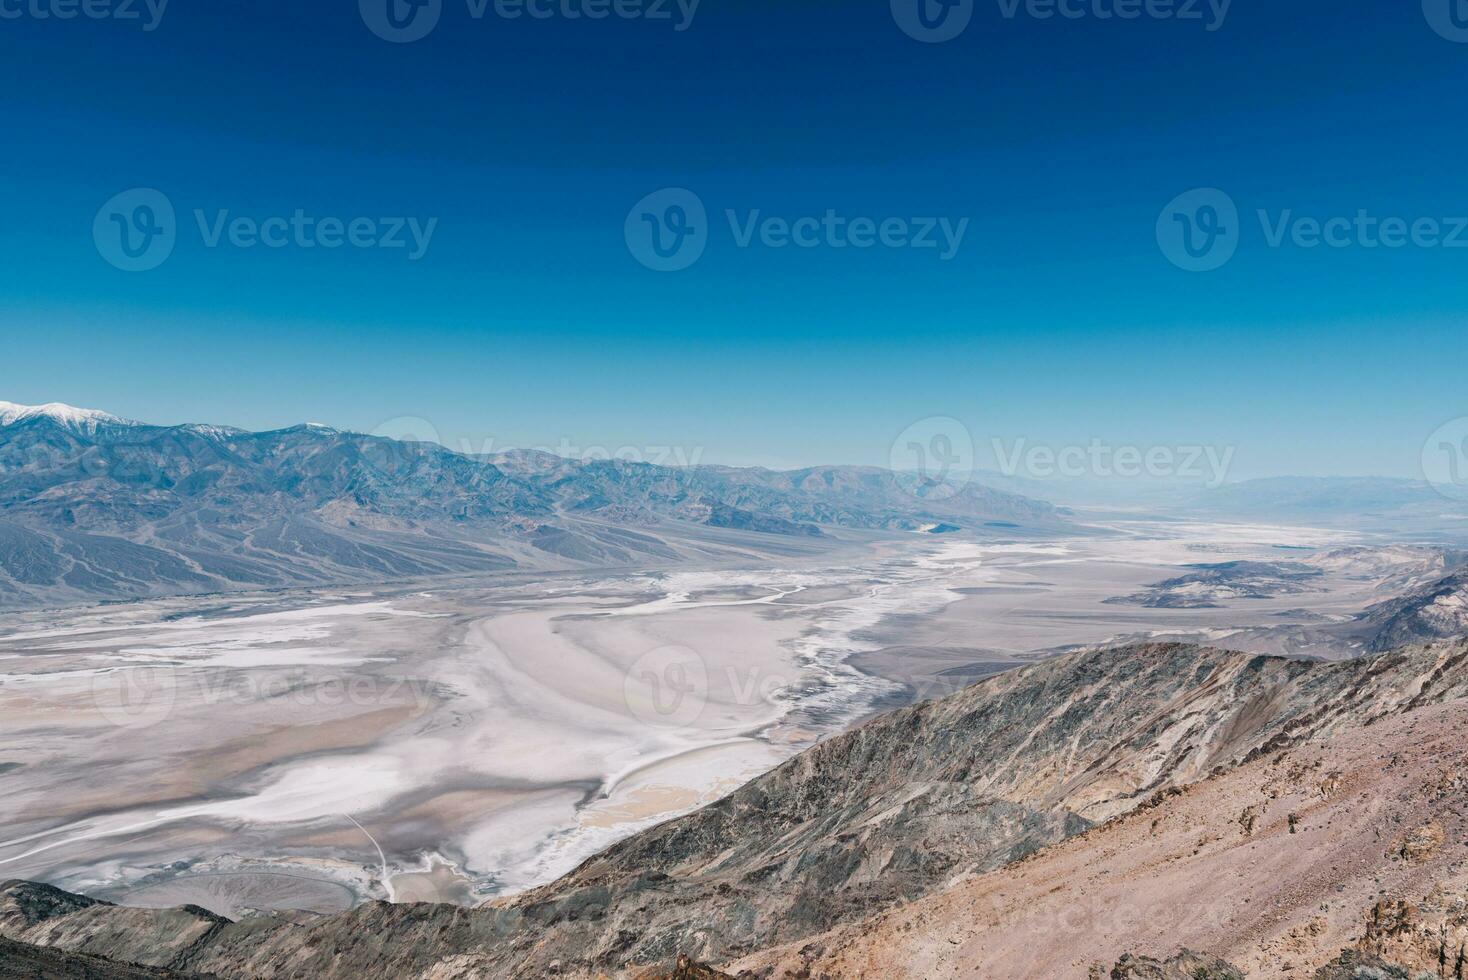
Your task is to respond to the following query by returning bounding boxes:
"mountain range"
[2,637,1465,978]
[0,402,1063,608]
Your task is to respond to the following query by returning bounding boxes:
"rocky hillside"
[737,697,1468,979]
[0,402,1062,607]
[1360,568,1468,652]
[1126,552,1468,661]
[1,639,1465,978]
[0,935,202,979]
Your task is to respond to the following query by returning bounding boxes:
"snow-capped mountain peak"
[0,401,139,434]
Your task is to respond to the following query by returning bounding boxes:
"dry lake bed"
[0,519,1428,916]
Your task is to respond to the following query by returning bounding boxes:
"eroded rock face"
[1304,951,1440,979]
[1,881,228,972]
[1105,948,1446,980]
[3,640,1468,980]
[0,879,103,931]
[1108,949,1245,979]
[1352,889,1468,978]
[1394,821,1446,864]
[0,934,204,979]
[1363,571,1468,652]
[635,955,737,980]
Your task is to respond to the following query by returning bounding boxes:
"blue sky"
[1,0,1464,477]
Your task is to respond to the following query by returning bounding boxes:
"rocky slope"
[1360,568,1468,652]
[1,639,1466,978]
[0,935,203,979]
[736,697,1468,978]
[0,403,1062,608]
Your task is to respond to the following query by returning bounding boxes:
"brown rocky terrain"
[2,639,1466,979]
[732,699,1468,978]
[0,935,204,979]
[1363,569,1468,652]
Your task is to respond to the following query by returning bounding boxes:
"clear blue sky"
[1,0,1464,477]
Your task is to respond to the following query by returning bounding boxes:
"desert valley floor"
[0,518,1446,919]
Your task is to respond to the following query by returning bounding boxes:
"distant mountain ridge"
[1191,475,1450,516]
[0,401,139,436]
[0,402,1064,607]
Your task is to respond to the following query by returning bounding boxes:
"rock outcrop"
[0,881,228,973]
[1107,949,1245,979]
[0,934,205,979]
[1362,570,1468,652]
